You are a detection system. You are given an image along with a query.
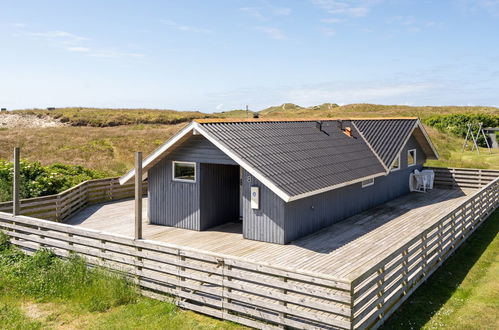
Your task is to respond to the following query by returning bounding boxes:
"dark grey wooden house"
[120,118,438,244]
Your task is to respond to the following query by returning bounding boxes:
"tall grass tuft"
[0,232,138,312]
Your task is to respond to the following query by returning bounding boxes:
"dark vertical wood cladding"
[242,169,286,244]
[148,157,201,230]
[200,164,240,230]
[167,135,236,165]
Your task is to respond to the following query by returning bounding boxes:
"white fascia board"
[417,121,439,159]
[352,121,389,172]
[386,119,439,172]
[118,122,195,185]
[387,121,419,172]
[287,171,386,202]
[193,122,293,202]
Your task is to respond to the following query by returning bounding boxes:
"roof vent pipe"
[343,127,353,138]
[316,121,330,136]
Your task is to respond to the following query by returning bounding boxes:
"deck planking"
[66,188,474,280]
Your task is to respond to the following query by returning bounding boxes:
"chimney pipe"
[344,126,353,138]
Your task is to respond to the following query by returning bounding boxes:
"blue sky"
[1,0,499,112]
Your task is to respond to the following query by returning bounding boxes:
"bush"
[0,245,138,312]
[0,160,106,202]
[424,114,499,147]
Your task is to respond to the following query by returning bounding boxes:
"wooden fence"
[0,170,498,329]
[0,212,354,329]
[350,176,499,329]
[0,177,147,221]
[428,167,499,189]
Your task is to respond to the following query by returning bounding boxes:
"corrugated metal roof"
[353,119,417,168]
[200,120,386,197]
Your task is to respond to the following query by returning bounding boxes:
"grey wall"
[148,135,237,230]
[242,135,426,244]
[148,157,201,229]
[166,135,237,165]
[200,164,240,230]
[242,168,286,243]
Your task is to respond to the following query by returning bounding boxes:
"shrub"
[0,160,106,202]
[0,245,138,312]
[424,114,499,147]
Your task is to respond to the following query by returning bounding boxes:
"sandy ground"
[0,113,66,128]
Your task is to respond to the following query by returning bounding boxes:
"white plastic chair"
[413,169,429,192]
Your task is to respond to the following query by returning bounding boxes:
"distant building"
[120,118,438,244]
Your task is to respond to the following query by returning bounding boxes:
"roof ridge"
[195,117,419,124]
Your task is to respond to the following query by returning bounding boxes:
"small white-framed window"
[362,178,374,188]
[172,161,196,182]
[391,154,400,172]
[407,149,416,167]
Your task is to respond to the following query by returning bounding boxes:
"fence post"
[135,152,143,240]
[13,147,20,216]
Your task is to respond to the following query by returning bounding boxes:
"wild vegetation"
[0,124,183,176]
[10,103,499,126]
[15,107,210,127]
[0,160,105,202]
[424,114,499,146]
[0,232,243,329]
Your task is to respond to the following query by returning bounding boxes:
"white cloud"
[19,28,144,59]
[66,46,90,52]
[321,27,336,36]
[311,0,381,18]
[459,0,499,16]
[388,16,442,32]
[254,26,288,40]
[240,5,291,20]
[320,17,346,23]
[26,30,89,41]
[161,20,213,34]
[207,80,440,111]
[87,50,144,58]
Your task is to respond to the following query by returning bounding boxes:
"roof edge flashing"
[118,122,196,185]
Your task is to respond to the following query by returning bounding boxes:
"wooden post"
[135,152,143,240]
[13,147,20,216]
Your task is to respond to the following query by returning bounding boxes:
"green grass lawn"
[0,233,245,330]
[382,210,499,330]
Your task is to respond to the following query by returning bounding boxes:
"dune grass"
[0,232,244,330]
[0,124,186,176]
[381,210,499,330]
[14,107,211,127]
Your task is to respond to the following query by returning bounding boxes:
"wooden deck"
[67,188,474,280]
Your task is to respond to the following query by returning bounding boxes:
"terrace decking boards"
[66,188,473,279]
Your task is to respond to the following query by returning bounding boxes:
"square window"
[172,161,196,182]
[408,149,416,166]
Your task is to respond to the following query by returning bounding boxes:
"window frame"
[407,149,417,167]
[391,154,401,172]
[361,178,374,188]
[172,161,197,183]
